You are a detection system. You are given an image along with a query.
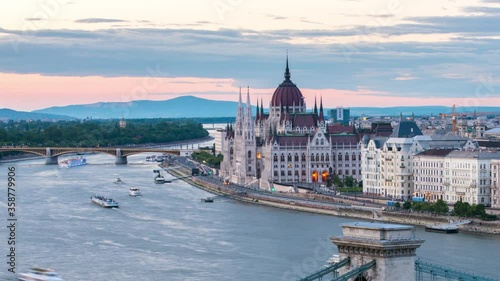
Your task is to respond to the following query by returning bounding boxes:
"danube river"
[1,153,500,281]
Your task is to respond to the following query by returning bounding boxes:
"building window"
[288,170,292,176]
[230,147,234,155]
[302,153,306,161]
[288,154,292,162]
[316,153,320,161]
[281,171,285,176]
[281,154,285,161]
[345,154,349,161]
[352,154,356,161]
[274,154,278,161]
[295,154,299,162]
[274,171,278,177]
[248,151,252,159]
[248,166,251,172]
[311,154,315,161]
[326,154,330,161]
[338,154,342,161]
[321,153,325,161]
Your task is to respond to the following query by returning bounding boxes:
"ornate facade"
[220,58,361,190]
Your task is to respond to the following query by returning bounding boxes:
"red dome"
[270,59,305,107]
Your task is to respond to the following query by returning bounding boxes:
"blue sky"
[0,0,499,111]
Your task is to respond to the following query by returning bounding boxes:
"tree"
[403,201,411,210]
[333,175,343,188]
[344,176,354,187]
[433,199,449,214]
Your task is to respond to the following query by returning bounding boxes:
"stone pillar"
[330,222,424,281]
[45,147,58,165]
[115,148,127,165]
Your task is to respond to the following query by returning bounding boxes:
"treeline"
[0,119,208,147]
[191,148,223,169]
[393,200,497,221]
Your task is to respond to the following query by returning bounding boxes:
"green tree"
[344,176,355,187]
[403,201,412,210]
[433,199,449,214]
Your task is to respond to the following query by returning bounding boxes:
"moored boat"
[91,195,119,208]
[59,157,86,168]
[18,267,65,281]
[129,187,142,196]
[425,225,459,234]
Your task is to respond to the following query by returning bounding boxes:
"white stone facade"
[491,159,500,208]
[361,133,477,201]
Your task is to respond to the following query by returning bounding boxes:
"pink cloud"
[1,73,499,111]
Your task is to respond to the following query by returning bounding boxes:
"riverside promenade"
[162,158,500,235]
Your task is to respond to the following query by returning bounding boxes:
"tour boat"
[91,195,119,208]
[18,268,65,281]
[59,157,86,168]
[129,187,142,197]
[154,175,166,184]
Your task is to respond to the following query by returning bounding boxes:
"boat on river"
[18,267,65,281]
[154,175,166,184]
[59,157,86,168]
[129,187,142,197]
[114,178,123,184]
[91,195,119,208]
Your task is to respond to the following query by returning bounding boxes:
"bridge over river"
[0,147,192,164]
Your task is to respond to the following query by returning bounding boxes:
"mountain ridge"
[16,96,500,119]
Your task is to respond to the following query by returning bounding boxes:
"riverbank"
[163,160,500,235]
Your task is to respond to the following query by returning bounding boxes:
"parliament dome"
[270,58,305,108]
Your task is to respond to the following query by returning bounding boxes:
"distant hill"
[33,96,248,119]
[0,108,75,121]
[31,96,500,119]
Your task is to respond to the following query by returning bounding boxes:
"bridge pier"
[115,156,128,165]
[45,156,58,165]
[115,148,127,165]
[45,148,58,165]
[330,222,424,281]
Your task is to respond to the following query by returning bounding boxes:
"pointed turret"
[319,96,325,122]
[235,87,244,136]
[314,96,318,115]
[261,98,264,116]
[284,52,291,81]
[255,99,260,122]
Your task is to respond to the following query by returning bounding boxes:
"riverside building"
[360,127,476,200]
[220,58,360,190]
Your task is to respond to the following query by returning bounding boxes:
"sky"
[1,0,500,111]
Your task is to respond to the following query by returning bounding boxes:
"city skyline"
[1,0,499,111]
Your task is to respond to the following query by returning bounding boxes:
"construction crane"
[438,104,458,135]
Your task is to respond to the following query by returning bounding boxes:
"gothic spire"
[284,52,291,81]
[319,96,324,122]
[260,98,264,116]
[314,96,318,115]
[256,98,260,121]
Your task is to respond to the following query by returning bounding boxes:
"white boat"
[129,187,142,196]
[18,268,65,281]
[91,195,119,208]
[59,157,86,168]
[114,178,123,184]
[154,175,166,184]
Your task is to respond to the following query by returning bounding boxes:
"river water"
[1,153,499,281]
